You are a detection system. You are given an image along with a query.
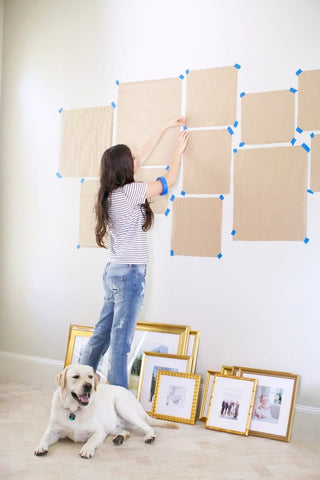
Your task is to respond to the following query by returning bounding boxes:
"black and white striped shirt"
[108,182,148,264]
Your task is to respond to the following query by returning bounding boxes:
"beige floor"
[1,381,320,480]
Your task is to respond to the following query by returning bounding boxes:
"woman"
[80,116,189,388]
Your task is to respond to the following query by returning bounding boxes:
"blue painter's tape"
[233,120,239,128]
[240,91,246,98]
[227,126,234,135]
[76,245,81,250]
[58,108,63,113]
[301,143,310,153]
[80,178,85,183]
[115,80,120,85]
[231,230,236,236]
[217,253,223,259]
[56,172,62,178]
[307,189,314,194]
[291,138,297,145]
[296,126,303,134]
[304,237,310,244]
[170,194,175,202]
[296,68,303,76]
[219,195,224,200]
[234,63,241,70]
[183,125,188,130]
[239,142,245,147]
[290,87,297,94]
[165,208,170,216]
[110,101,116,109]
[165,165,170,171]
[179,74,184,80]
[185,69,189,75]
[180,190,186,196]
[233,148,238,154]
[170,250,174,256]
[310,132,315,138]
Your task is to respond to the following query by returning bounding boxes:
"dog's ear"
[94,372,100,391]
[56,367,68,389]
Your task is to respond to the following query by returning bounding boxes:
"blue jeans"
[79,263,146,388]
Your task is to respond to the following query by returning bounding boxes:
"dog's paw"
[144,434,155,444]
[113,434,125,446]
[34,446,48,456]
[79,445,95,459]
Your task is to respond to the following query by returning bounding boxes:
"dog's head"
[56,365,99,409]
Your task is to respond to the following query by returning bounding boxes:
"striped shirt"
[107,182,148,264]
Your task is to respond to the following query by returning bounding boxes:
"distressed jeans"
[79,263,146,388]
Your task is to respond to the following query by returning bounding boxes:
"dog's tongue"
[79,394,90,403]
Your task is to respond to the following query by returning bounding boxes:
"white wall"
[1,0,320,412]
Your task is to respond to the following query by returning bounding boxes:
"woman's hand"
[164,115,185,130]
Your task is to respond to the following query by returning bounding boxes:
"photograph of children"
[253,385,283,424]
[166,385,187,408]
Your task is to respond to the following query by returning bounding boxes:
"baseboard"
[0,350,64,389]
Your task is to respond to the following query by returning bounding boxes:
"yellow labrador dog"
[35,365,177,459]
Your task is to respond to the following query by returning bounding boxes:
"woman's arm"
[146,129,189,198]
[134,115,185,173]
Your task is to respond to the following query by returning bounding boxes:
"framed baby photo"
[239,367,299,441]
[137,352,192,414]
[206,375,258,436]
[127,322,190,395]
[186,330,200,373]
[64,324,108,383]
[199,370,220,421]
[152,371,201,425]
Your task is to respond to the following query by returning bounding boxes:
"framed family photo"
[239,367,299,441]
[206,375,257,436]
[152,371,201,425]
[137,352,192,413]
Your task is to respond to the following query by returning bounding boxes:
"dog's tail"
[145,414,179,429]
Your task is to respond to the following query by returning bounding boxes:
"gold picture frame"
[221,365,235,375]
[64,322,190,391]
[199,370,220,421]
[186,330,200,373]
[137,352,192,414]
[128,322,191,395]
[206,375,257,436]
[239,367,299,442]
[152,371,201,425]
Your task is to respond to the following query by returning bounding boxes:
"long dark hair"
[95,144,154,248]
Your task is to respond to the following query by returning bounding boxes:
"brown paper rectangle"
[79,179,109,248]
[298,69,320,131]
[310,134,320,192]
[116,77,182,166]
[59,106,113,177]
[185,66,238,127]
[171,198,222,257]
[233,146,307,241]
[183,129,232,194]
[241,90,295,144]
[134,168,168,213]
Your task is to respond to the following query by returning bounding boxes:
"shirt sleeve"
[124,182,147,205]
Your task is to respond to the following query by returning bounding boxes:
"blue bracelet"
[156,176,168,196]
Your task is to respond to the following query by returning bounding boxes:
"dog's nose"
[83,383,92,392]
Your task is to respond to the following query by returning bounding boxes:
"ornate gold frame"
[239,367,299,442]
[206,374,257,436]
[187,330,200,373]
[152,370,201,425]
[199,370,220,421]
